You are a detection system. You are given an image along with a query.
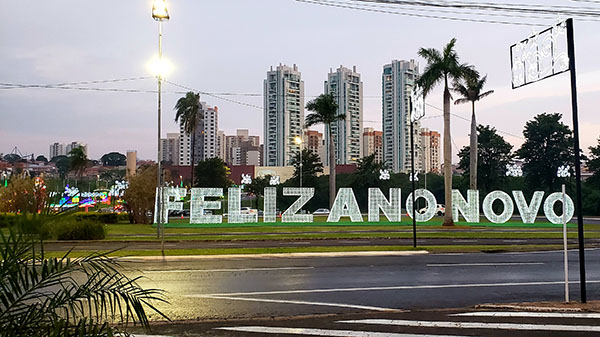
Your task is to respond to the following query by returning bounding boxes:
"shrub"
[54,220,106,240]
[0,213,18,228]
[73,212,118,224]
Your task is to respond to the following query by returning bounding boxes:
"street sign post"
[511,18,586,303]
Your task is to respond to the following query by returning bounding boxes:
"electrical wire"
[296,0,546,26]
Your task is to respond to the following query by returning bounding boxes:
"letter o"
[406,189,437,222]
[483,191,514,223]
[543,192,574,224]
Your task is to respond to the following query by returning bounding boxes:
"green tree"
[305,93,344,208]
[123,165,169,224]
[174,92,203,186]
[290,149,324,187]
[457,125,513,194]
[100,151,126,166]
[68,147,87,177]
[54,157,71,179]
[194,157,232,189]
[0,176,47,213]
[517,113,575,192]
[587,138,600,186]
[453,74,494,190]
[417,38,476,226]
[35,155,48,163]
[246,175,272,209]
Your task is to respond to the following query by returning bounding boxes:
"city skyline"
[2,1,600,162]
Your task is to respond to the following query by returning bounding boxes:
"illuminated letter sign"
[190,188,223,224]
[153,187,186,224]
[282,188,314,223]
[263,187,277,223]
[228,188,258,223]
[513,191,544,224]
[543,192,574,224]
[405,189,437,222]
[368,188,401,222]
[328,188,363,222]
[452,190,479,223]
[483,191,514,223]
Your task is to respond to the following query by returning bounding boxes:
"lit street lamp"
[152,0,169,256]
[294,135,303,187]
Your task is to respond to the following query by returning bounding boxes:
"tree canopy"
[516,113,575,192]
[194,157,232,189]
[290,149,324,186]
[458,125,513,194]
[101,152,126,167]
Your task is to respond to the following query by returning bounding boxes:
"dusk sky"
[2,1,599,161]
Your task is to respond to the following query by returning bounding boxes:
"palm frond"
[478,90,494,100]
[0,227,169,336]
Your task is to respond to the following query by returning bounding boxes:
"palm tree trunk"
[443,84,454,226]
[329,127,336,209]
[469,101,477,190]
[190,132,195,187]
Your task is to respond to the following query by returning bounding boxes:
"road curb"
[116,250,429,261]
[475,304,584,312]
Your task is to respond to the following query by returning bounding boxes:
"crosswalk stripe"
[426,263,544,267]
[197,295,399,311]
[339,319,600,332]
[216,326,472,337]
[200,280,600,297]
[453,311,600,319]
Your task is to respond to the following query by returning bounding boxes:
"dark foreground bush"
[55,220,106,240]
[73,212,118,224]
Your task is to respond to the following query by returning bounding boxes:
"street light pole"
[152,0,169,256]
[294,135,303,188]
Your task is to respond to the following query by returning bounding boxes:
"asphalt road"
[119,249,600,337]
[126,249,600,321]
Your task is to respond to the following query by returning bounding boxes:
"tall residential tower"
[263,64,304,166]
[382,59,421,173]
[324,65,363,165]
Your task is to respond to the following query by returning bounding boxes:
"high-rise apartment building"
[216,130,226,161]
[382,59,421,173]
[421,128,441,173]
[49,143,65,160]
[304,130,324,164]
[362,127,384,164]
[66,142,88,156]
[263,64,304,166]
[178,102,218,166]
[324,66,363,165]
[160,133,180,165]
[225,129,261,166]
[202,106,219,160]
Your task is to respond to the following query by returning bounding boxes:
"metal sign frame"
[510,20,570,89]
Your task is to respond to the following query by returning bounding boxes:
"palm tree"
[68,147,87,177]
[453,74,494,190]
[417,38,476,227]
[174,92,202,186]
[305,93,344,208]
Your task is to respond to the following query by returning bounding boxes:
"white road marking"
[453,311,600,319]
[198,280,600,297]
[340,319,600,332]
[199,295,399,311]
[426,262,544,267]
[217,326,470,337]
[143,266,314,273]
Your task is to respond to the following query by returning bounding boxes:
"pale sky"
[1,1,599,161]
